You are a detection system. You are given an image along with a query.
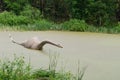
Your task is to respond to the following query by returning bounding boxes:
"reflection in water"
[0,31,120,80]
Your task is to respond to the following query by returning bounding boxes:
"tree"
[116,0,120,21]
[43,0,70,22]
[86,0,108,26]
[29,0,46,15]
[0,0,119,26]
[70,0,90,20]
[84,0,117,26]
[4,0,29,14]
[0,0,4,12]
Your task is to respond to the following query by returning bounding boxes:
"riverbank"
[0,19,120,34]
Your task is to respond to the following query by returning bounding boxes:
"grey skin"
[9,34,63,50]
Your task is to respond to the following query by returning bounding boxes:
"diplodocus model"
[9,34,63,50]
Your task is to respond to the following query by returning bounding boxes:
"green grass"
[0,54,86,80]
[0,55,32,80]
[0,11,120,33]
[0,13,119,33]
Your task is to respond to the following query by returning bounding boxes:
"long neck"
[38,41,63,50]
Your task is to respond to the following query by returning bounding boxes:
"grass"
[0,11,120,33]
[0,20,120,34]
[0,54,86,80]
[0,55,32,80]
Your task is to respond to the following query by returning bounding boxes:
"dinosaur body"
[9,34,63,50]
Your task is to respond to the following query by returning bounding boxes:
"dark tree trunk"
[116,0,120,21]
[0,0,3,12]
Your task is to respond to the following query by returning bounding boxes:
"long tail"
[9,34,21,45]
[38,41,63,50]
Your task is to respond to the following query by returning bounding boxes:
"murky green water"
[0,31,120,80]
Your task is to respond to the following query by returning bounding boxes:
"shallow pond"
[0,31,120,80]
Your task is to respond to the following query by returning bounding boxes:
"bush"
[4,0,28,15]
[113,22,120,33]
[61,19,88,31]
[20,5,42,20]
[32,69,75,80]
[31,20,54,30]
[0,54,85,80]
[0,55,31,80]
[0,11,31,26]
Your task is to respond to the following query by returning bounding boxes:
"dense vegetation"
[0,0,120,33]
[0,54,85,80]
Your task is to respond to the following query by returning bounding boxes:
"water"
[0,31,120,80]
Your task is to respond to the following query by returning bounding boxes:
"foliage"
[0,54,86,80]
[4,0,29,15]
[0,55,31,80]
[70,0,89,20]
[85,0,117,26]
[69,0,118,26]
[31,20,54,30]
[32,53,85,80]
[0,0,120,33]
[61,19,88,31]
[29,0,70,22]
[0,0,120,27]
[32,69,75,80]
[113,22,120,33]
[0,11,31,25]
[20,5,42,20]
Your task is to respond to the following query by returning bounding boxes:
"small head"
[57,44,63,48]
